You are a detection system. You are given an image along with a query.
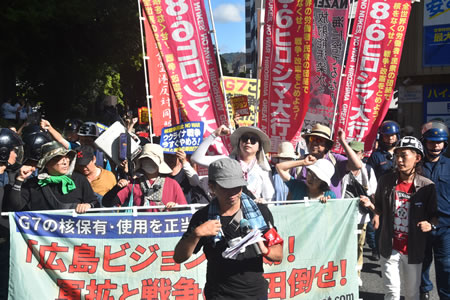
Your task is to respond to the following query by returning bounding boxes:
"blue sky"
[205,0,246,53]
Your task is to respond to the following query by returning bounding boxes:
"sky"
[205,0,246,53]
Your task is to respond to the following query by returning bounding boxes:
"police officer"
[419,121,450,300]
[368,120,400,179]
[0,128,24,300]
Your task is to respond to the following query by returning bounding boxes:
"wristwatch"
[431,224,437,231]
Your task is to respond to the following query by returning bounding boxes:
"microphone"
[240,219,262,256]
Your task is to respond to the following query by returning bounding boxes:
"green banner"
[9,199,358,299]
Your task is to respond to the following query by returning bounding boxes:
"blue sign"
[160,121,204,154]
[423,0,450,66]
[423,85,450,128]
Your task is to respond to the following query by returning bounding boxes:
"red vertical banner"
[142,8,177,135]
[304,1,349,129]
[259,0,314,152]
[333,0,411,153]
[141,0,229,154]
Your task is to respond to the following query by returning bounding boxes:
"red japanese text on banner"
[304,0,349,130]
[141,0,229,154]
[259,0,314,152]
[142,8,177,135]
[333,0,411,153]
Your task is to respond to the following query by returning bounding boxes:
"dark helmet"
[22,131,52,162]
[379,120,400,136]
[0,128,24,164]
[395,136,424,158]
[78,122,100,137]
[21,124,43,136]
[64,119,83,133]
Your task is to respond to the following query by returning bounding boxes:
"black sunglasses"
[240,134,260,145]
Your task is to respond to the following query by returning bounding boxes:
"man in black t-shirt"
[174,158,283,299]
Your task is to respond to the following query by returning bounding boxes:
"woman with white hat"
[191,125,275,202]
[102,144,187,212]
[276,157,336,202]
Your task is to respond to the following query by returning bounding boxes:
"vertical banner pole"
[206,0,231,127]
[137,0,154,143]
[330,0,357,138]
[254,2,265,127]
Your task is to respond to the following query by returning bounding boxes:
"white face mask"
[141,160,158,174]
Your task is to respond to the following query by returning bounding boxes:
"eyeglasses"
[240,135,260,145]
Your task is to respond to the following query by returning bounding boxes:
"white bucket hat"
[136,144,172,174]
[306,159,335,186]
[273,141,299,159]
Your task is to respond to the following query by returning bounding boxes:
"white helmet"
[395,136,424,157]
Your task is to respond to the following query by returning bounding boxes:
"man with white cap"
[102,143,186,212]
[174,158,283,299]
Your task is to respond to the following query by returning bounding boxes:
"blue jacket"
[367,149,395,180]
[423,155,450,228]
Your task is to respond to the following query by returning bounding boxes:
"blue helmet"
[379,121,400,136]
[422,121,449,142]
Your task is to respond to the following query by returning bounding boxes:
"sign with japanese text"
[423,85,450,128]
[224,76,259,126]
[9,200,358,299]
[141,0,229,154]
[423,0,450,66]
[259,0,314,152]
[142,8,178,135]
[230,95,251,117]
[305,0,349,130]
[333,0,411,154]
[138,106,150,125]
[160,121,204,154]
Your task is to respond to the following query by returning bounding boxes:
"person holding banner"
[173,158,283,300]
[6,141,99,213]
[102,143,187,211]
[300,124,363,198]
[361,136,438,300]
[191,125,275,202]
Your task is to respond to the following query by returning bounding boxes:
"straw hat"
[230,126,271,153]
[273,141,299,159]
[302,124,334,143]
[136,144,172,174]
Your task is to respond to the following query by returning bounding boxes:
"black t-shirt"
[181,202,275,299]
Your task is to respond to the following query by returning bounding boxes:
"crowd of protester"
[0,103,448,299]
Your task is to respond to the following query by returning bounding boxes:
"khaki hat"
[348,141,364,152]
[136,143,172,174]
[208,158,247,188]
[302,124,334,144]
[230,126,271,153]
[273,141,299,159]
[38,141,76,169]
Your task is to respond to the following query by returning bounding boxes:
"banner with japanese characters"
[304,0,349,130]
[141,0,229,154]
[423,85,450,128]
[333,0,411,154]
[9,199,358,299]
[160,121,204,154]
[142,7,177,136]
[224,76,259,126]
[259,0,314,152]
[423,0,450,66]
